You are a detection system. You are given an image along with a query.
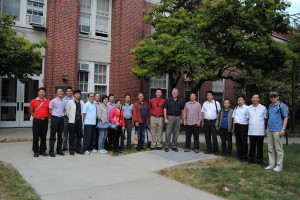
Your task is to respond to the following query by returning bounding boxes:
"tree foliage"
[0,14,47,83]
[132,0,292,98]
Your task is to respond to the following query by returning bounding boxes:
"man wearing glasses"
[265,91,288,172]
[82,93,97,155]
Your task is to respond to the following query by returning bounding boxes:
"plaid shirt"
[163,97,185,116]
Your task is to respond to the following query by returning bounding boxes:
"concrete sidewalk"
[0,142,222,200]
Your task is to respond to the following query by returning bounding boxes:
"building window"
[27,0,44,16]
[94,63,108,95]
[79,0,110,37]
[212,79,224,103]
[1,0,20,21]
[95,0,109,37]
[149,74,168,99]
[77,71,89,101]
[184,81,199,99]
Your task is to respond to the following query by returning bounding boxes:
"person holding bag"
[109,99,125,155]
[97,95,109,154]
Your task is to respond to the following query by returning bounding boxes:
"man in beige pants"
[265,91,289,172]
[149,88,165,150]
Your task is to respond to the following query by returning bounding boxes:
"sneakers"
[184,148,190,152]
[265,165,274,170]
[99,149,107,154]
[33,152,39,157]
[91,149,98,153]
[84,151,90,155]
[273,166,282,172]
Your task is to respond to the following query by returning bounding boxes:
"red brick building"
[0,0,236,127]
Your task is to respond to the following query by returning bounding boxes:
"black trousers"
[49,116,64,153]
[94,127,99,150]
[112,126,122,152]
[185,125,200,150]
[121,119,132,150]
[83,125,96,152]
[68,117,83,151]
[235,123,248,161]
[249,135,264,164]
[219,128,232,155]
[32,118,48,153]
[204,119,218,153]
[105,128,113,150]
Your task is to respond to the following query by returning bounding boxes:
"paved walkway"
[0,142,222,200]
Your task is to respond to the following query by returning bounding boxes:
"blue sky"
[287,0,300,15]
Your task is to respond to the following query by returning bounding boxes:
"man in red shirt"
[30,87,50,157]
[149,88,165,150]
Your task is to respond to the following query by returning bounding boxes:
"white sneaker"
[265,165,274,170]
[103,149,108,153]
[99,149,107,154]
[273,166,282,172]
[92,149,98,153]
[84,151,90,155]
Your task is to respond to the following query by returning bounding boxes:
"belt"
[34,118,47,120]
[76,116,82,119]
[51,115,64,118]
[125,118,132,120]
[168,114,180,117]
[151,115,163,118]
[205,119,216,121]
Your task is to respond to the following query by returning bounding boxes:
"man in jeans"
[265,91,288,172]
[183,92,202,153]
[201,91,221,155]
[49,88,66,157]
[30,87,50,157]
[66,89,84,155]
[149,88,165,150]
[82,93,97,155]
[62,87,73,151]
[163,88,185,152]
[121,94,133,150]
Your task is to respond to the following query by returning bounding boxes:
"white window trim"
[79,0,112,40]
[212,79,225,102]
[149,74,169,99]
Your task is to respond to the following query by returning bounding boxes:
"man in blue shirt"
[82,93,97,155]
[265,91,289,172]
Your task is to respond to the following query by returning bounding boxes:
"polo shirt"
[201,100,221,120]
[247,104,268,136]
[163,97,184,116]
[49,97,66,117]
[107,102,115,111]
[149,98,165,116]
[268,101,288,132]
[183,101,202,125]
[30,97,50,118]
[232,104,249,125]
[122,103,133,119]
[83,101,97,125]
[221,110,228,129]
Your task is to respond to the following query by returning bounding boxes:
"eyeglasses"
[269,95,278,98]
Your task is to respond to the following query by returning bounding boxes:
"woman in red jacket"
[133,93,149,151]
[109,99,125,154]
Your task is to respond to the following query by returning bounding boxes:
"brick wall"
[110,0,152,101]
[44,0,80,98]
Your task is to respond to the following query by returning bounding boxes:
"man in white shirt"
[247,93,268,165]
[201,91,221,155]
[232,95,249,161]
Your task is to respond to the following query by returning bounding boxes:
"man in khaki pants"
[265,91,289,172]
[149,88,165,150]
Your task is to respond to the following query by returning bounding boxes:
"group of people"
[30,87,288,172]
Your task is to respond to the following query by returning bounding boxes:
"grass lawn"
[159,144,300,200]
[0,161,40,200]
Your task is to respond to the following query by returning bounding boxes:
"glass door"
[0,78,20,127]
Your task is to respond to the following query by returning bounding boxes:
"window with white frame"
[94,63,108,95]
[79,0,110,37]
[79,0,92,33]
[1,0,20,21]
[95,0,109,37]
[150,74,168,99]
[27,0,44,16]
[184,81,199,99]
[77,71,89,101]
[212,79,224,103]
